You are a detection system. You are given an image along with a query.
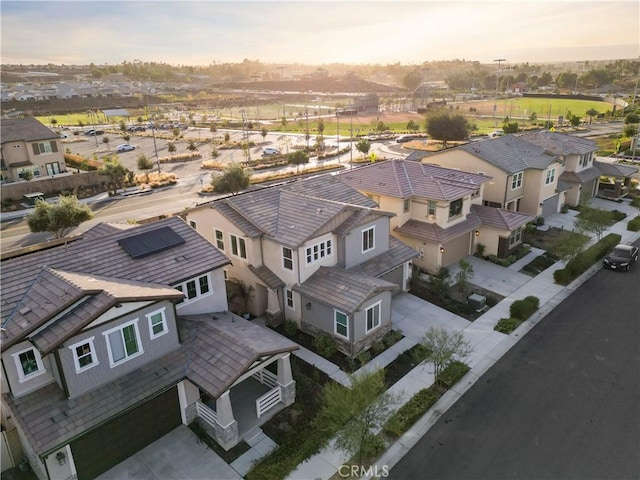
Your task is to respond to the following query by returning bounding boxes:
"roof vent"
[19,306,31,315]
[317,208,323,214]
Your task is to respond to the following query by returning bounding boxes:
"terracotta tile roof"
[1,117,59,143]
[336,159,490,201]
[1,217,230,344]
[470,205,534,231]
[394,213,481,243]
[293,266,396,313]
[2,311,297,456]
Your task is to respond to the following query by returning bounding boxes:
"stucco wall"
[0,170,104,202]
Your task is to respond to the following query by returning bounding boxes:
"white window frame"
[362,226,375,254]
[146,307,168,339]
[509,227,523,247]
[448,199,463,218]
[334,310,349,339]
[68,337,99,373]
[545,168,556,185]
[12,347,46,383]
[45,162,61,176]
[365,301,381,333]
[33,141,55,155]
[403,199,410,213]
[305,239,332,265]
[174,273,213,306]
[282,247,293,271]
[189,220,197,230]
[285,288,294,309]
[214,229,224,250]
[428,201,437,216]
[230,234,247,260]
[511,171,523,190]
[102,319,144,367]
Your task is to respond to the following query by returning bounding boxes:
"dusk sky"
[1,0,638,67]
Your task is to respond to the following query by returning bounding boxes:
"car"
[602,244,639,271]
[85,129,104,136]
[84,129,95,136]
[396,135,417,143]
[263,147,281,156]
[116,144,136,153]
[488,131,504,138]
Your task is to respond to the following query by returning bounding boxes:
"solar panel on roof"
[118,226,185,258]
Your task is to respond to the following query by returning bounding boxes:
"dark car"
[602,244,639,271]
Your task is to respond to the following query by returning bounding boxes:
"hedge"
[495,317,519,334]
[627,216,640,232]
[509,296,540,321]
[554,233,621,285]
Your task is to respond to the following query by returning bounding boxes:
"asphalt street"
[389,255,640,480]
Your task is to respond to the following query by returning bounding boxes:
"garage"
[541,193,561,217]
[70,387,181,480]
[442,231,472,267]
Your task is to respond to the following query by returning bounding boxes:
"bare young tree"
[422,326,471,386]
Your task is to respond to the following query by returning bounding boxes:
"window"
[428,201,437,216]
[214,229,224,250]
[103,320,143,366]
[509,227,523,247]
[230,234,247,259]
[449,199,463,218]
[282,247,293,270]
[367,194,380,205]
[403,199,411,213]
[174,274,212,305]
[511,171,523,190]
[13,347,45,382]
[362,226,375,253]
[68,337,98,373]
[305,239,332,264]
[285,289,294,309]
[580,152,593,167]
[45,162,61,176]
[189,220,197,230]
[334,310,348,338]
[146,308,168,339]
[366,302,381,332]
[31,141,57,155]
[545,168,556,185]
[223,269,229,281]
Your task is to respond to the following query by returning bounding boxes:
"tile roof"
[336,159,490,201]
[249,265,285,289]
[394,213,481,243]
[559,166,601,183]
[293,266,397,313]
[470,205,534,231]
[593,160,638,177]
[2,312,298,456]
[1,117,58,143]
[458,135,557,174]
[518,130,597,156]
[351,236,419,277]
[1,217,230,343]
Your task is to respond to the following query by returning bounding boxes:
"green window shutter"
[32,143,40,155]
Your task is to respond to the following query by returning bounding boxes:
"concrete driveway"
[96,425,241,480]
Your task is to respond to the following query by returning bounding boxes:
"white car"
[116,144,136,153]
[263,147,281,156]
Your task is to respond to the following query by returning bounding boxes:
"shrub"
[383,388,438,438]
[475,243,486,257]
[371,340,386,355]
[627,216,640,232]
[554,233,621,285]
[312,333,338,358]
[356,350,371,366]
[382,329,403,348]
[437,360,470,389]
[610,210,627,222]
[509,296,539,320]
[495,317,519,334]
[283,320,298,337]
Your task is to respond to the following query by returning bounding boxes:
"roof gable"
[1,117,59,143]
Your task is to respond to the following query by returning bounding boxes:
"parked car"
[396,135,417,143]
[488,131,504,138]
[85,130,104,136]
[84,129,95,136]
[602,244,639,271]
[263,147,281,156]
[116,144,136,153]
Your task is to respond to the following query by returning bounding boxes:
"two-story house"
[336,159,533,273]
[1,217,299,480]
[185,175,417,357]
[1,117,68,182]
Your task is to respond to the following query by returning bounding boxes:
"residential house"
[185,175,417,357]
[1,117,69,182]
[1,217,298,479]
[336,159,533,273]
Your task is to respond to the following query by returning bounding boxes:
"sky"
[1,0,638,67]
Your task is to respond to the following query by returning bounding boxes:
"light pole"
[493,58,506,128]
[146,91,161,172]
[336,108,340,164]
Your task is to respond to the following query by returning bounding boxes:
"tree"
[167,142,176,153]
[406,120,420,132]
[20,170,34,182]
[624,112,640,125]
[428,267,451,302]
[585,108,599,124]
[575,206,611,240]
[623,124,638,138]
[137,154,154,172]
[288,150,309,173]
[356,138,371,159]
[26,195,93,239]
[317,369,397,465]
[209,121,217,133]
[187,140,198,151]
[421,326,471,386]
[455,259,474,293]
[102,136,110,150]
[260,127,268,140]
[425,110,469,147]
[211,162,251,195]
[502,121,520,134]
[99,157,129,194]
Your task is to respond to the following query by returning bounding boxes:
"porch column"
[214,391,238,450]
[277,353,296,407]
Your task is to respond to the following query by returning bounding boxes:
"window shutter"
[32,143,40,155]
[50,141,58,153]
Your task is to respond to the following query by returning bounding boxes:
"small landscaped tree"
[260,127,268,140]
[211,162,251,195]
[428,267,451,302]
[98,157,129,194]
[575,206,612,240]
[137,154,154,172]
[421,326,471,386]
[406,120,420,132]
[26,195,93,239]
[288,150,309,173]
[425,110,469,147]
[455,259,474,293]
[585,108,599,124]
[167,142,176,153]
[356,138,371,160]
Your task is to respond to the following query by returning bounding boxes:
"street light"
[336,108,340,164]
[493,58,506,128]
[145,91,161,173]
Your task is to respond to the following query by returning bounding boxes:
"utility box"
[23,192,44,206]
[467,293,487,312]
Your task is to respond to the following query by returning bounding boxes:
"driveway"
[96,425,241,480]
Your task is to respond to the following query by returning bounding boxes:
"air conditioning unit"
[467,293,487,312]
